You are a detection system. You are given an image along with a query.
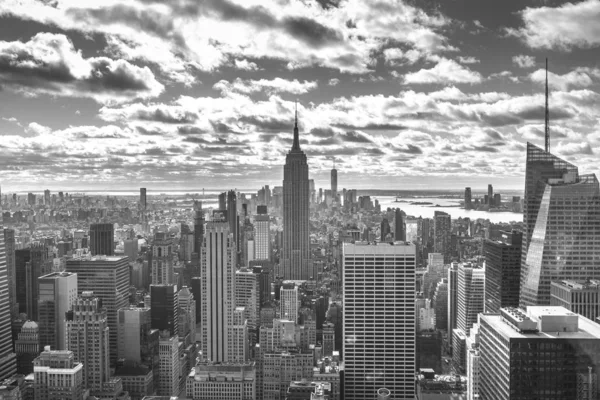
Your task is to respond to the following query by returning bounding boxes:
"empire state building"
[281,107,312,280]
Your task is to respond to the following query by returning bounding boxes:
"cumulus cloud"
[512,55,536,68]
[404,58,483,84]
[511,0,600,50]
[457,56,479,64]
[213,78,318,95]
[530,67,600,91]
[0,33,164,104]
[234,59,260,70]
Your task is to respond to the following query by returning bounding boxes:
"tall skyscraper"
[483,230,522,313]
[157,333,180,396]
[117,306,159,368]
[227,190,239,262]
[150,232,174,285]
[254,209,270,261]
[343,242,415,400]
[521,143,600,306]
[140,188,147,211]
[66,255,130,364]
[65,292,110,390]
[551,280,600,321]
[464,187,472,210]
[479,307,600,400]
[394,208,405,241]
[16,245,47,320]
[434,211,452,263]
[279,282,299,323]
[456,263,485,335]
[193,200,204,256]
[150,284,179,338]
[380,218,391,241]
[3,228,16,316]
[38,272,78,350]
[281,107,312,280]
[447,263,458,334]
[331,161,338,201]
[0,214,16,381]
[89,223,114,256]
[201,219,237,362]
[487,184,493,206]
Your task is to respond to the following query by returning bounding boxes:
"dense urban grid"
[2,89,600,399]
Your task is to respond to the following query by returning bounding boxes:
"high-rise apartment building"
[483,231,522,313]
[281,110,312,280]
[150,232,174,285]
[66,255,130,364]
[254,211,270,261]
[37,272,78,350]
[65,292,110,390]
[433,211,452,263]
[89,223,114,256]
[343,242,416,400]
[201,219,237,362]
[0,216,16,381]
[479,307,600,400]
[150,284,179,338]
[521,143,600,306]
[464,187,472,210]
[33,347,84,400]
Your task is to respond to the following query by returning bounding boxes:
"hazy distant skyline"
[1,0,600,190]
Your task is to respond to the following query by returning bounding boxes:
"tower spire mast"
[545,58,550,153]
[292,100,300,151]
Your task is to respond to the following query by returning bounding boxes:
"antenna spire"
[545,58,550,153]
[292,100,300,151]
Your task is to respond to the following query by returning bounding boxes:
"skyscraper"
[193,200,204,256]
[331,161,338,201]
[140,188,147,211]
[66,255,130,364]
[281,107,312,280]
[201,219,237,362]
[434,211,452,263]
[0,214,16,381]
[227,190,239,263]
[89,223,114,256]
[343,242,415,400]
[487,184,493,206]
[483,230,522,313]
[456,263,485,335]
[254,209,270,261]
[394,208,405,241]
[150,284,179,338]
[37,272,78,350]
[380,218,391,241]
[464,187,472,210]
[3,228,16,316]
[521,143,600,306]
[65,292,110,390]
[150,232,174,285]
[447,263,458,334]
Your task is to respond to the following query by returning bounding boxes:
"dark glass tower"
[394,208,405,241]
[282,108,311,280]
[150,284,178,338]
[193,201,204,256]
[483,230,522,313]
[89,223,114,256]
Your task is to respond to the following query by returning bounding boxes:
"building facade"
[89,223,114,256]
[0,216,16,381]
[483,231,522,314]
[37,272,78,350]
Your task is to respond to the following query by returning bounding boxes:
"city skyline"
[1,1,600,190]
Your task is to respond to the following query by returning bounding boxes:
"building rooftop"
[68,255,128,262]
[552,279,600,291]
[484,306,600,340]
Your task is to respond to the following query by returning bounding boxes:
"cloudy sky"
[0,0,599,192]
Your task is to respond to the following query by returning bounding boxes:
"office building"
[16,244,47,320]
[521,143,600,306]
[150,284,179,338]
[124,239,138,262]
[37,272,78,350]
[394,209,405,241]
[151,232,175,285]
[3,228,16,316]
[201,219,238,362]
[466,323,480,400]
[281,109,312,280]
[483,231,522,313]
[280,282,300,323]
[447,263,458,334]
[66,255,130,364]
[433,211,452,263]
[456,263,484,335]
[380,218,391,241]
[157,333,179,397]
[343,242,416,400]
[433,278,448,331]
[551,280,600,321]
[89,223,115,256]
[117,306,159,369]
[33,347,84,400]
[140,188,147,211]
[65,292,110,390]
[254,211,270,261]
[193,201,204,256]
[479,307,600,400]
[0,217,16,381]
[464,187,472,210]
[186,362,256,400]
[190,277,202,341]
[235,268,259,348]
[262,352,314,400]
[15,320,40,375]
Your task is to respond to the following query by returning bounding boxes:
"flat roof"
[343,241,416,255]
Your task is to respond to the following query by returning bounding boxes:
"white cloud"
[404,58,483,84]
[530,68,600,91]
[213,78,318,95]
[457,56,479,64]
[234,59,260,71]
[328,78,340,86]
[512,55,536,68]
[25,122,51,136]
[511,0,600,50]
